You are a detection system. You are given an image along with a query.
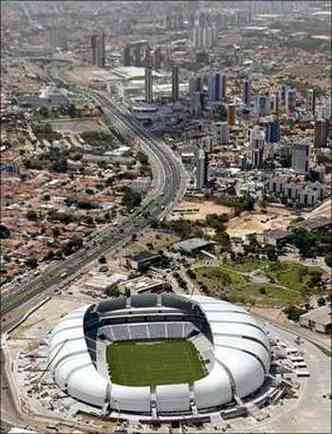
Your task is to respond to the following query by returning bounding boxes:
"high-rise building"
[189,75,202,96]
[207,72,226,102]
[215,121,229,145]
[272,92,279,115]
[91,33,105,67]
[123,44,131,66]
[321,95,332,120]
[292,143,310,174]
[264,117,281,143]
[153,47,162,69]
[285,88,297,113]
[279,84,287,106]
[144,46,152,67]
[191,91,202,116]
[220,73,226,99]
[196,147,208,189]
[249,125,266,169]
[314,119,328,147]
[255,95,270,117]
[134,45,142,67]
[306,89,316,115]
[49,26,67,50]
[91,34,98,65]
[193,24,202,49]
[145,67,153,104]
[322,96,332,119]
[172,66,179,102]
[192,21,216,50]
[207,73,216,102]
[243,79,251,106]
[227,103,236,126]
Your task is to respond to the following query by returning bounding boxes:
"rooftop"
[300,304,332,326]
[174,238,216,254]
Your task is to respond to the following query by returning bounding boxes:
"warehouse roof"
[300,304,332,326]
[174,238,215,254]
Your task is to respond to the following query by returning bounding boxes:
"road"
[0,90,187,430]
[1,92,187,317]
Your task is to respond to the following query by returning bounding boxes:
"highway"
[1,93,187,317]
[1,89,188,430]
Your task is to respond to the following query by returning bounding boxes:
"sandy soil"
[226,208,297,237]
[169,200,234,222]
[249,306,288,324]
[63,66,102,86]
[50,118,103,134]
[11,297,82,341]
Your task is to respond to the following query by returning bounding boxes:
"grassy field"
[194,259,324,307]
[106,339,206,386]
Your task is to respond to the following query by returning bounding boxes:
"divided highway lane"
[1,95,187,317]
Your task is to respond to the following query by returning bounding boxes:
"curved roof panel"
[49,295,271,413]
[97,296,127,314]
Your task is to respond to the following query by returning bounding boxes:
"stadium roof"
[49,295,271,415]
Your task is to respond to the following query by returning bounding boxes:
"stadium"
[48,294,273,421]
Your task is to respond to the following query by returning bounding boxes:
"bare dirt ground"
[169,200,234,222]
[63,66,104,86]
[50,117,104,134]
[226,206,298,237]
[304,198,332,220]
[10,298,82,342]
[249,306,288,324]
[121,230,180,256]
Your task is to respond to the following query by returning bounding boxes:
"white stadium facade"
[48,294,273,420]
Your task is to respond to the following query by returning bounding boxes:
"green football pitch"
[106,339,206,386]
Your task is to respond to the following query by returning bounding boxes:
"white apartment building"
[266,175,325,208]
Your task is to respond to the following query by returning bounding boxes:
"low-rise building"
[126,251,165,272]
[174,238,216,256]
[299,304,332,334]
[118,276,172,294]
[263,229,289,246]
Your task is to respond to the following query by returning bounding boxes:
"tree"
[44,122,53,134]
[317,296,326,307]
[286,228,320,258]
[309,270,322,287]
[52,227,61,238]
[283,305,306,322]
[68,103,79,118]
[206,214,228,232]
[26,210,38,221]
[39,106,49,118]
[121,187,142,210]
[107,287,120,297]
[99,255,107,264]
[97,160,109,170]
[0,224,10,239]
[83,215,94,226]
[136,151,149,166]
[325,254,332,268]
[215,231,232,252]
[52,157,67,173]
[26,257,38,269]
[266,245,278,262]
[63,235,83,256]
